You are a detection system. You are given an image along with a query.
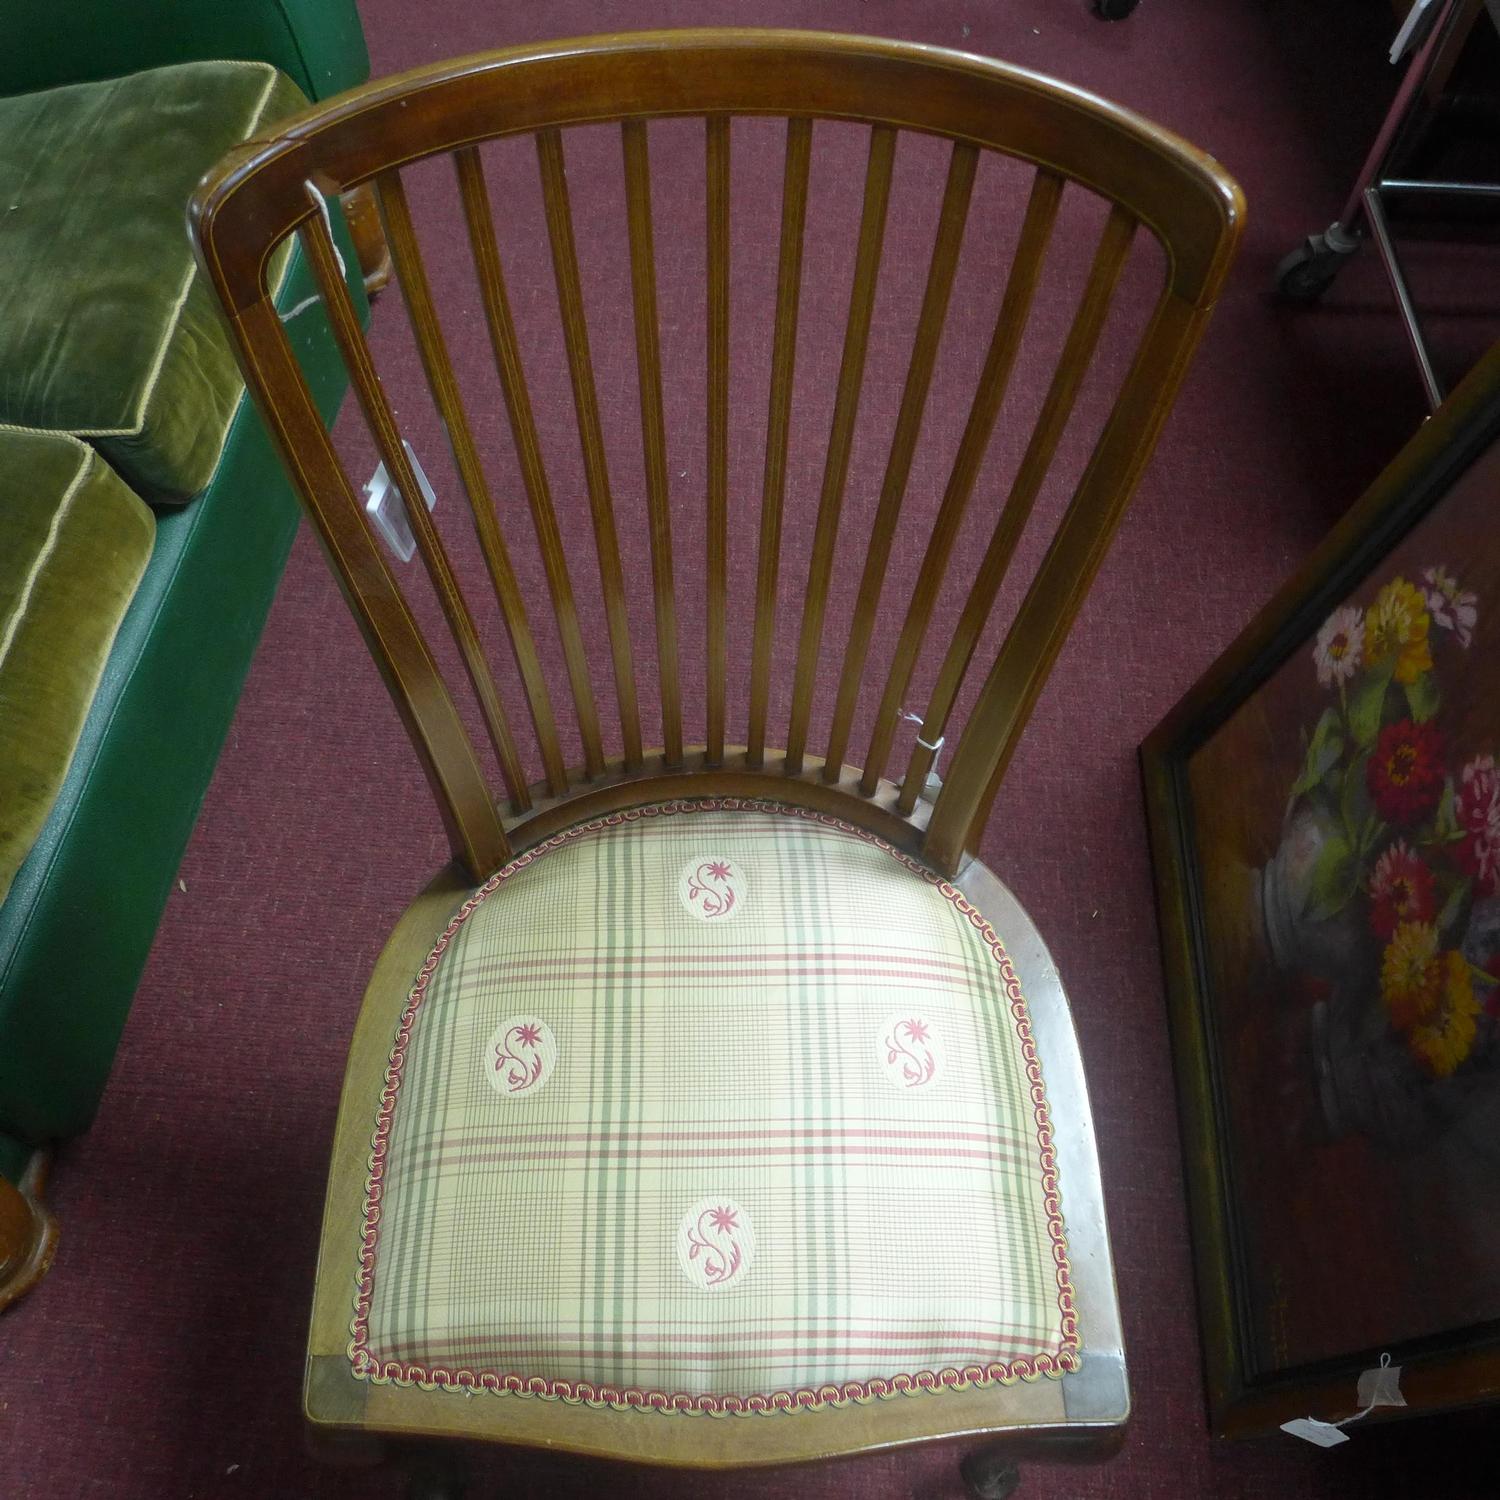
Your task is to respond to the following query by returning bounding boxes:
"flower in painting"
[1457,755,1500,830]
[513,1022,543,1048]
[1421,566,1478,648]
[1457,832,1500,896]
[1366,719,1445,825]
[1459,897,1500,1016]
[705,860,732,881]
[902,1019,931,1043]
[1313,605,1364,687]
[1367,840,1437,941]
[1379,920,1442,1031]
[1483,954,1500,1019]
[707,1206,740,1234]
[1363,576,1433,685]
[1407,950,1480,1077]
[1455,754,1500,897]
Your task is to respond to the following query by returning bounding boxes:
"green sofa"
[0,1,372,1304]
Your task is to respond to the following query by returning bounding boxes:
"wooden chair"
[191,30,1241,1497]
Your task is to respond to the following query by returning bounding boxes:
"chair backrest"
[191,29,1242,882]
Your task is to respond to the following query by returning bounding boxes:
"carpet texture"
[6,2,1500,1496]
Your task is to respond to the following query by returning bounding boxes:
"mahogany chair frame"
[189,28,1242,1486]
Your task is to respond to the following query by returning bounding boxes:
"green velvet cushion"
[0,61,306,501]
[0,430,154,903]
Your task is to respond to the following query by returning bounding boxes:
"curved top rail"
[193,29,1242,316]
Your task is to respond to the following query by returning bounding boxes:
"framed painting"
[1142,341,1500,1437]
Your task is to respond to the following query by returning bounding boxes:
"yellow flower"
[1380,920,1441,1030]
[1364,577,1432,685]
[1408,951,1480,1077]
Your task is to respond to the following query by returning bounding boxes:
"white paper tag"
[364,440,438,563]
[1280,1417,1350,1448]
[1355,1362,1406,1409]
[1389,0,1437,64]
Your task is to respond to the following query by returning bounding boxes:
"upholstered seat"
[355,800,1076,1413]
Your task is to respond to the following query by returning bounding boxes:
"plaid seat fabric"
[352,799,1078,1415]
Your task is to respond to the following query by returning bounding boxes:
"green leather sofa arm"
[0,0,368,101]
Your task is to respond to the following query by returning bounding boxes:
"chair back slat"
[821,140,979,782]
[192,32,1243,880]
[300,188,532,812]
[784,123,897,775]
[536,128,645,771]
[376,169,569,799]
[622,119,685,768]
[862,167,1063,797]
[454,145,604,783]
[924,287,1204,868]
[746,116,812,769]
[896,203,1136,817]
[705,115,732,767]
[228,289,512,873]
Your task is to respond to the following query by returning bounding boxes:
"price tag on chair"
[363,441,438,563]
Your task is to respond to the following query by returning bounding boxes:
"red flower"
[1366,719,1445,825]
[1367,840,1438,941]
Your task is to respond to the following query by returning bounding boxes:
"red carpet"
[6,2,1500,1495]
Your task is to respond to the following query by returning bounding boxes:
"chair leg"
[0,1150,60,1314]
[340,182,393,297]
[959,1445,1021,1500]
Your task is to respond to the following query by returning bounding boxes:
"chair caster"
[1274,226,1361,301]
[1094,0,1141,17]
[960,1448,1021,1499]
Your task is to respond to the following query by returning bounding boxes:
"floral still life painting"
[1143,354,1500,1433]
[1191,538,1500,1372]
[1284,566,1495,1095]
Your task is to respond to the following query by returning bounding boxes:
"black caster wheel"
[1274,228,1360,302]
[1094,0,1140,16]
[960,1449,1021,1500]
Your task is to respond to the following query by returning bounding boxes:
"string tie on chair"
[279,179,350,322]
[900,709,945,803]
[899,709,944,755]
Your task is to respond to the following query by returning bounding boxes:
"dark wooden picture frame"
[1142,341,1500,1438]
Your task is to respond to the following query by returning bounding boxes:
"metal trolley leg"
[1273,0,1499,409]
[1275,0,1460,301]
[1362,184,1444,409]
